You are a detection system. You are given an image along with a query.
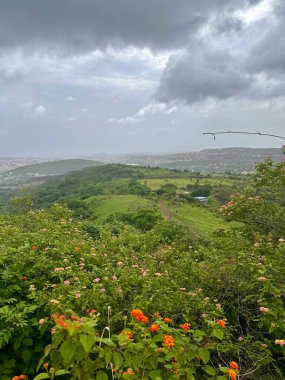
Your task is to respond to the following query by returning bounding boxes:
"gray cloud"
[2,0,285,157]
[156,42,252,104]
[156,0,285,104]
[0,0,253,53]
[246,2,285,74]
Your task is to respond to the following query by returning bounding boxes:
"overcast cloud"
[0,0,284,156]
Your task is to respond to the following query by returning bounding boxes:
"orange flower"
[150,324,160,333]
[164,317,173,323]
[70,315,80,321]
[227,369,237,380]
[22,276,28,281]
[74,247,80,252]
[131,309,143,317]
[164,335,175,349]
[217,319,226,328]
[197,355,201,361]
[43,362,49,369]
[121,330,134,340]
[12,376,26,380]
[32,245,37,250]
[229,361,239,370]
[130,309,149,324]
[154,312,161,318]
[55,317,70,329]
[180,323,191,330]
[123,368,135,375]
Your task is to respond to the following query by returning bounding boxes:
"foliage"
[0,158,285,379]
[220,158,285,240]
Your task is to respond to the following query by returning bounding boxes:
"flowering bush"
[0,156,285,378]
[35,308,237,380]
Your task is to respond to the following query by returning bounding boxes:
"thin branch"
[203,131,285,141]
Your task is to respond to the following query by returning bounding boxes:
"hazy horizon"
[0,146,283,161]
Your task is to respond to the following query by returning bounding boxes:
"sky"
[0,0,284,157]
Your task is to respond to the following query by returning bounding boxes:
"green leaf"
[217,377,227,380]
[23,338,33,346]
[22,349,32,363]
[105,350,112,363]
[33,374,50,380]
[36,356,45,373]
[60,340,76,363]
[95,370,108,380]
[113,352,123,369]
[212,329,224,340]
[149,370,163,380]
[44,344,52,357]
[149,355,158,369]
[198,348,210,364]
[79,334,94,354]
[98,338,115,346]
[55,370,70,376]
[219,366,230,373]
[203,365,216,376]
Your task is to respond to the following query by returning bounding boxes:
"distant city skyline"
[1,0,285,156]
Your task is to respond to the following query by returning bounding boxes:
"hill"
[0,156,285,379]
[93,147,284,173]
[19,164,240,239]
[0,159,102,185]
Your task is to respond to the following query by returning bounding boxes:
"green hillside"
[20,164,240,239]
[10,159,102,175]
[85,194,155,223]
[0,157,285,379]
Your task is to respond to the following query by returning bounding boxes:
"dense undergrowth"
[0,158,285,379]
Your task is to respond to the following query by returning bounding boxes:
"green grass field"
[139,177,241,190]
[85,194,155,223]
[167,203,230,237]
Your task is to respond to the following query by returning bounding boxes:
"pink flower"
[259,307,270,313]
[275,339,285,346]
[93,278,100,283]
[76,293,81,298]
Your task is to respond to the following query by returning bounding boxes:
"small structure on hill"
[194,196,208,203]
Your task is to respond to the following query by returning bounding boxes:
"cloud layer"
[1,0,284,156]
[156,0,285,104]
[0,0,249,52]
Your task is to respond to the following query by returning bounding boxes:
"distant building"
[194,196,208,203]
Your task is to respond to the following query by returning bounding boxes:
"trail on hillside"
[159,200,172,221]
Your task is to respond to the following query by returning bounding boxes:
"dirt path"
[159,200,172,221]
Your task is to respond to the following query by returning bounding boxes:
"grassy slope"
[168,203,229,237]
[1,164,236,238]
[139,177,242,190]
[85,194,154,223]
